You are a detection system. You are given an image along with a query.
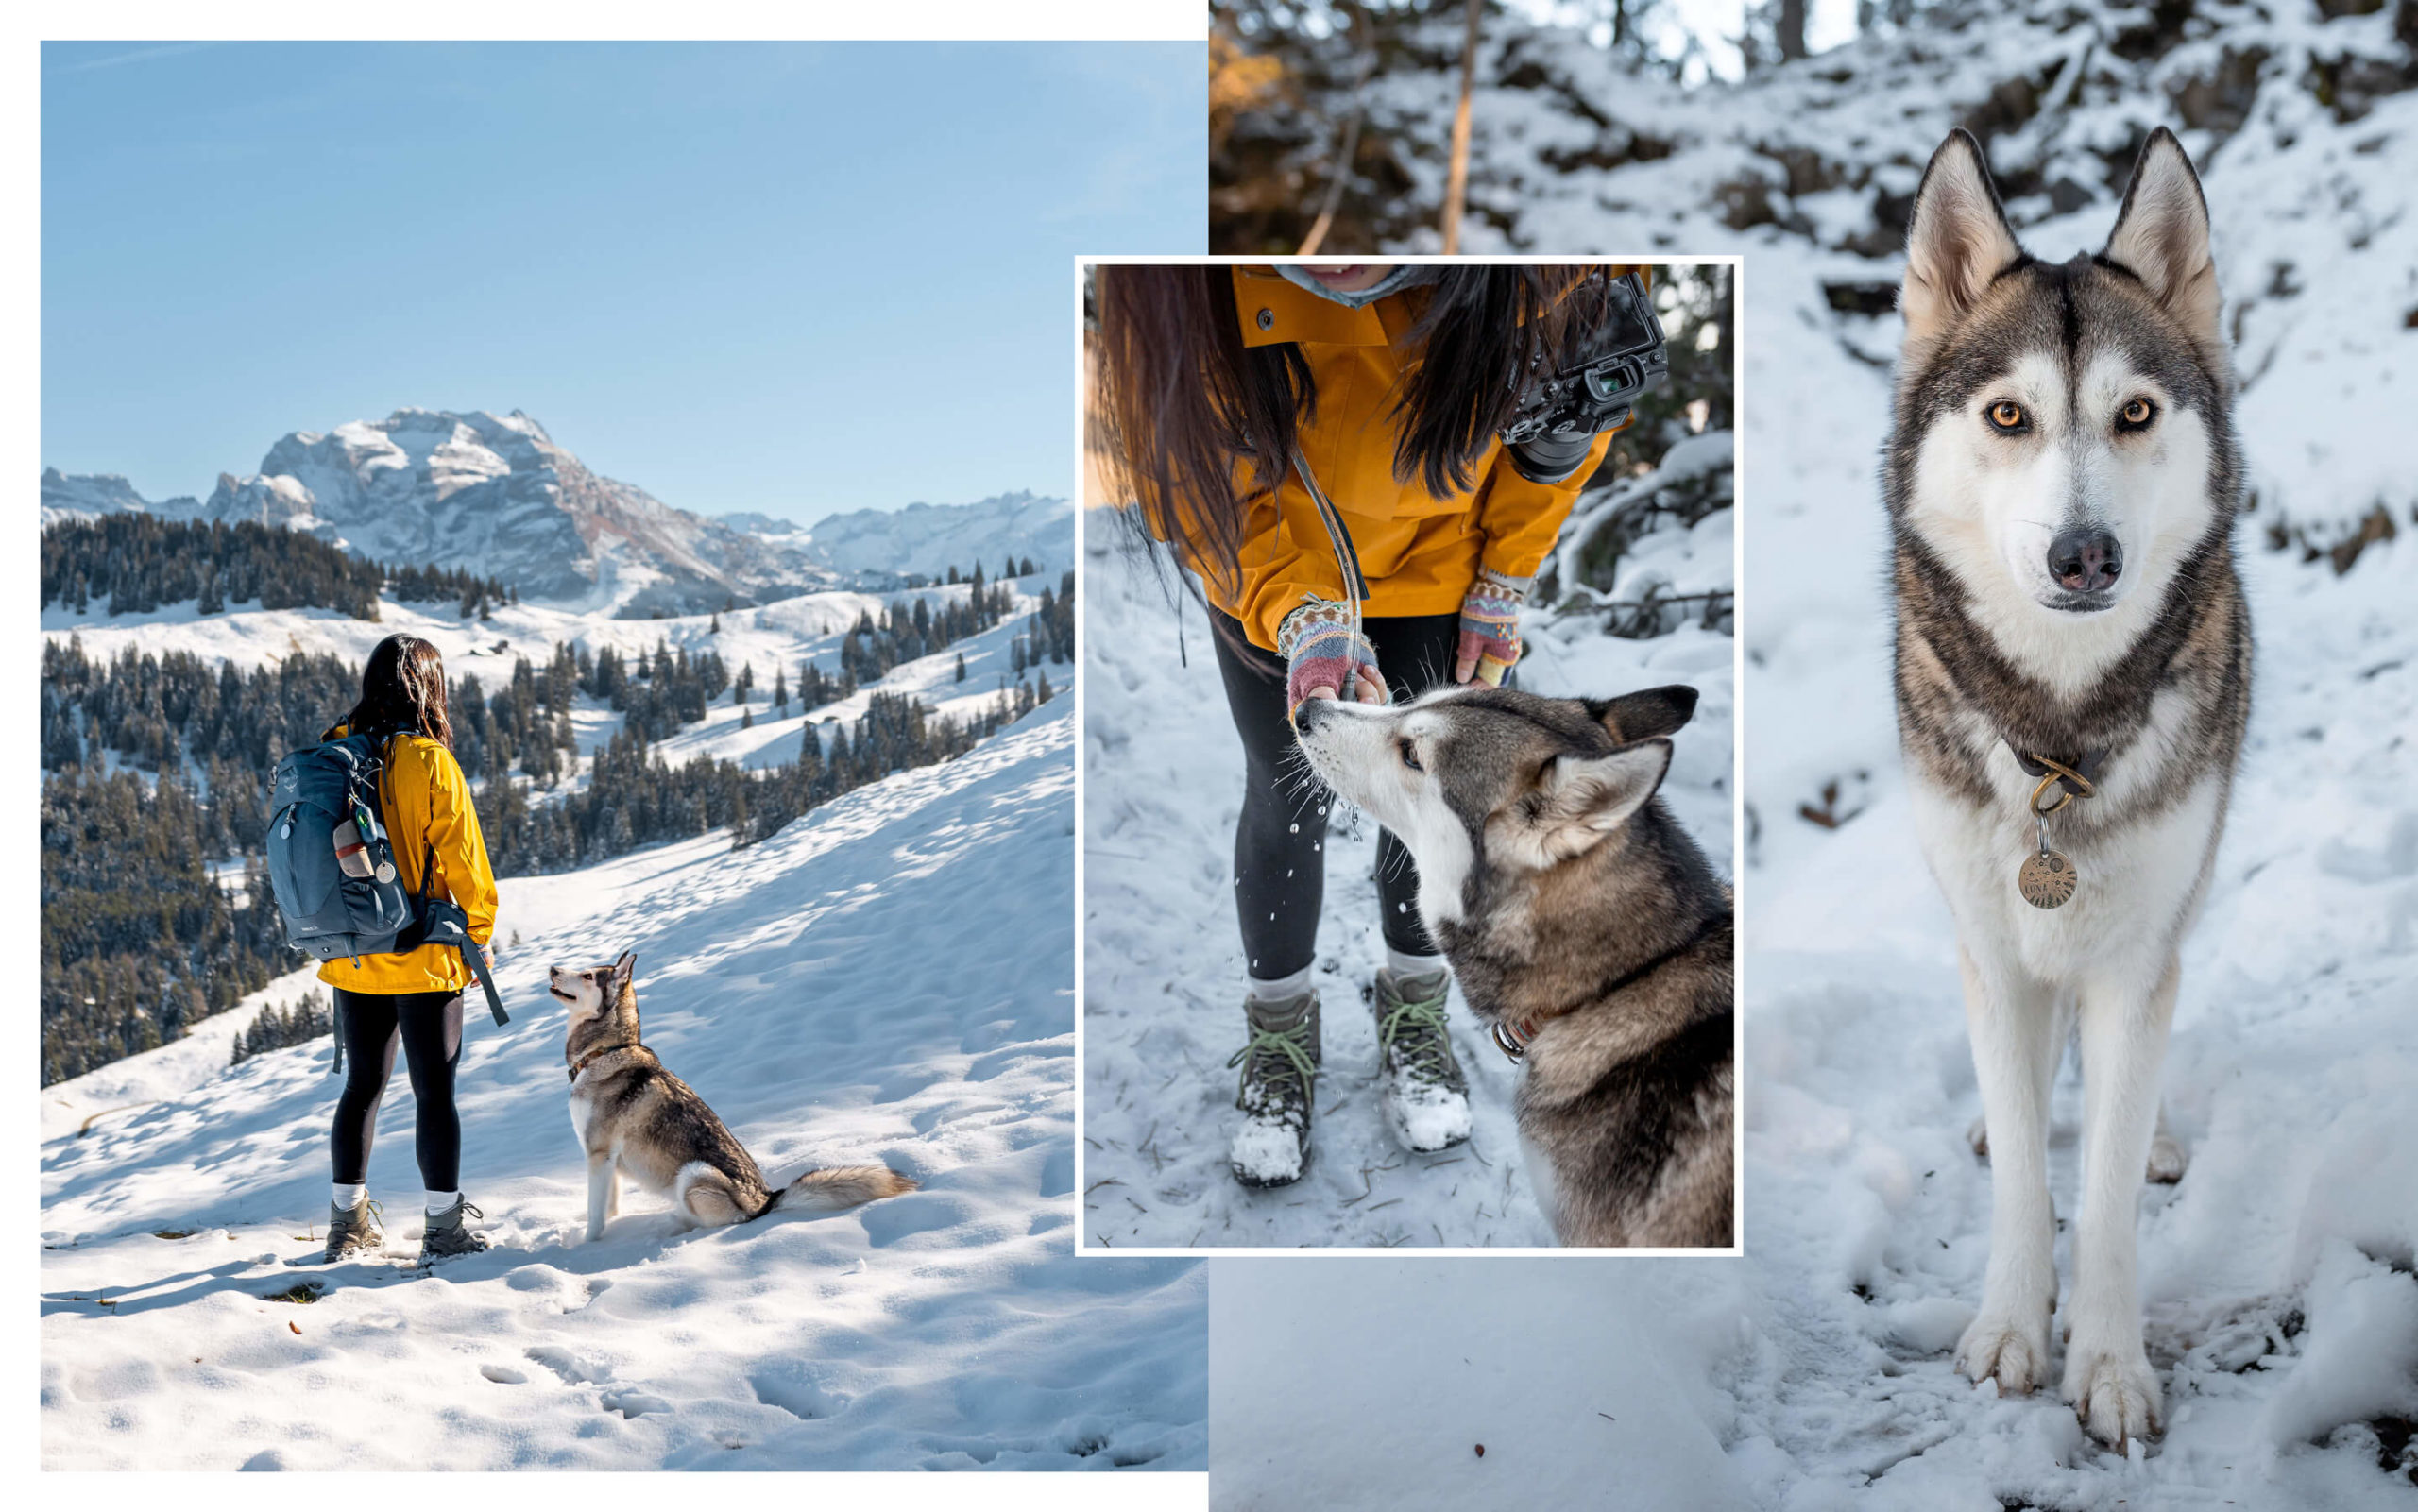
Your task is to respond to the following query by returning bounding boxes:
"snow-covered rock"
[793,491,1075,585]
[40,467,195,526]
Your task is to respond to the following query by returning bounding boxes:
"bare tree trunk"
[1440,0,1483,254]
[1300,0,1371,257]
[1297,107,1363,256]
[1779,0,1809,60]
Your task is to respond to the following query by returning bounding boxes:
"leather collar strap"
[2007,742,2106,800]
[567,1045,620,1083]
[1490,912,1730,1062]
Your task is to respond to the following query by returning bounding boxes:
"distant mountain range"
[43,409,1069,615]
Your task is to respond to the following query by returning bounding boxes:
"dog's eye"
[1985,400,2028,433]
[2117,397,2157,431]
[1398,738,1423,773]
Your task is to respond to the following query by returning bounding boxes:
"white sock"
[425,1189,461,1215]
[1246,964,1315,1004]
[332,1181,366,1211]
[1385,946,1449,982]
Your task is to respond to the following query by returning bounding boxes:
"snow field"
[41,699,1207,1470]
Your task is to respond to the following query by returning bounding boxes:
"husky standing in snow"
[1886,127,2251,1446]
[1292,684,1733,1247]
[551,952,917,1240]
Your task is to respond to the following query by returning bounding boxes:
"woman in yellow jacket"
[1093,263,1641,1188]
[319,634,501,1265]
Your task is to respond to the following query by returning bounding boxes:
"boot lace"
[1378,983,1456,1085]
[1226,1020,1319,1111]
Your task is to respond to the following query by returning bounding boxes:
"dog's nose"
[1291,697,1328,733]
[2048,527,2123,593]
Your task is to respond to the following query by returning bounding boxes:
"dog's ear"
[1532,738,1671,858]
[610,950,636,994]
[1901,129,2023,348]
[2103,127,2224,374]
[1587,686,1697,744]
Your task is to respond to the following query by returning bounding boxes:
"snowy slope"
[1081,481,1735,1249]
[40,698,1208,1472]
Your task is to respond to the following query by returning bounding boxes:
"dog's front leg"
[1955,942,2062,1397]
[586,1152,615,1243]
[2061,952,2179,1448]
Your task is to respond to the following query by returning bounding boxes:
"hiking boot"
[418,1198,490,1265]
[323,1198,383,1263]
[1226,991,1321,1188]
[1371,967,1471,1154]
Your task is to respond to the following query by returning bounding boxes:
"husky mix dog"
[1292,684,1734,1248]
[1886,127,2251,1446]
[550,952,917,1241]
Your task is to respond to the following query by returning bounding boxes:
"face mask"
[1274,264,1438,309]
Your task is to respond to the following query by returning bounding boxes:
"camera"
[1499,269,1670,484]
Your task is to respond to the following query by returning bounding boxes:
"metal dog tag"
[2018,815,2076,909]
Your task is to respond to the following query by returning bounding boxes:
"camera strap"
[1292,453,1368,634]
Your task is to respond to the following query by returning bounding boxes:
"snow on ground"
[1081,490,1735,1249]
[40,698,1207,1471]
[41,963,327,1147]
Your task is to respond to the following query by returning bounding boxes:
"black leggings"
[331,989,464,1190]
[1212,609,1459,981]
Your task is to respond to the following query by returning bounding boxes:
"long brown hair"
[1090,263,1609,603]
[345,634,452,748]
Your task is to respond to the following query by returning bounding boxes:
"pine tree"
[954,652,967,683]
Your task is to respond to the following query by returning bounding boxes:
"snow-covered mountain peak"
[46,412,1072,615]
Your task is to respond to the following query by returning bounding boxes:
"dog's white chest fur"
[1906,691,2223,987]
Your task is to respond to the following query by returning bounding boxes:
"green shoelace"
[1227,1019,1320,1110]
[1377,983,1456,1085]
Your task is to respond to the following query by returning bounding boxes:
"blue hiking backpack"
[265,732,417,961]
[264,730,509,1071]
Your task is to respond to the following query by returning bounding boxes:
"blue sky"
[42,42,1204,521]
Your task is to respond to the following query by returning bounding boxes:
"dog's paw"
[1955,1306,2049,1396]
[1967,1113,1989,1161]
[2145,1131,2188,1184]
[2063,1344,2162,1448]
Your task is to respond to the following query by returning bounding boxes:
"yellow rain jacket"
[315,724,499,996]
[1207,264,1639,651]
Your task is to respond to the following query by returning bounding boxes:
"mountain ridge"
[43,408,1070,615]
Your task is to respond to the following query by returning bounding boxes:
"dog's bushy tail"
[768,1164,918,1214]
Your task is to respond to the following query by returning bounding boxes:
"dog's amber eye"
[1986,400,2028,433]
[2118,397,2157,430]
[1398,738,1423,773]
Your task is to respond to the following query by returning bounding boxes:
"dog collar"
[567,1046,616,1082]
[2006,741,2106,807]
[1489,913,1730,1062]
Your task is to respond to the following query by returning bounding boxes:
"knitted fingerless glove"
[1277,598,1385,717]
[1456,569,1528,686]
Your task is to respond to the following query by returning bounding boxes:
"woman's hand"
[1278,600,1387,717]
[1455,570,1529,686]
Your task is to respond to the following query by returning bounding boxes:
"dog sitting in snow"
[1291,684,1734,1248]
[551,951,915,1241]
